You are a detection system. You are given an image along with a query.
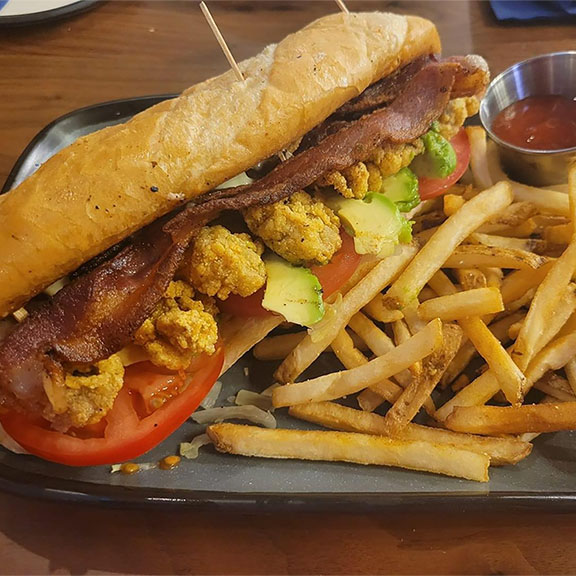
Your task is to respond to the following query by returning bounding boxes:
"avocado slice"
[262,255,324,327]
[410,130,457,179]
[328,193,412,256]
[380,167,420,212]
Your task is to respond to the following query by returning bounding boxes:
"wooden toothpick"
[335,0,349,14]
[199,1,244,82]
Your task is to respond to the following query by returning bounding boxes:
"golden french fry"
[524,325,576,390]
[455,268,487,290]
[499,264,553,306]
[347,312,394,356]
[466,126,493,190]
[565,358,576,397]
[489,310,527,341]
[544,222,572,245]
[253,332,305,361]
[435,371,500,421]
[441,340,474,388]
[363,293,404,323]
[532,373,576,403]
[445,402,576,435]
[468,232,546,254]
[479,219,538,238]
[219,315,284,373]
[511,181,570,217]
[347,312,412,386]
[428,269,458,296]
[569,166,576,223]
[330,329,368,369]
[425,270,524,404]
[401,300,427,336]
[440,311,524,388]
[459,316,525,405]
[411,210,446,235]
[481,267,504,289]
[207,423,490,482]
[289,401,531,466]
[392,318,412,346]
[252,327,374,361]
[452,374,470,392]
[273,318,443,408]
[358,388,387,412]
[486,141,569,216]
[531,214,571,230]
[274,244,417,383]
[511,209,576,372]
[384,182,513,310]
[478,201,539,232]
[357,379,403,412]
[443,194,466,217]
[418,287,504,322]
[383,324,462,433]
[534,284,576,352]
[418,286,438,302]
[443,244,550,270]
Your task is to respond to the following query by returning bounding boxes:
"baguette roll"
[0,12,440,318]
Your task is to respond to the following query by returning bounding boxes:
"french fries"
[383,182,513,310]
[381,324,462,433]
[444,403,576,435]
[208,140,576,484]
[417,287,503,322]
[207,423,490,482]
[289,402,532,466]
[442,244,549,270]
[272,318,443,407]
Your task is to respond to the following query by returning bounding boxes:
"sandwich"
[0,12,489,466]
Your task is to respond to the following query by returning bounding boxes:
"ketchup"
[491,95,576,151]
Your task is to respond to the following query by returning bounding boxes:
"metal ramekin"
[480,51,576,187]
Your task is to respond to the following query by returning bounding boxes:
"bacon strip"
[0,60,462,418]
[336,54,436,117]
[172,61,458,225]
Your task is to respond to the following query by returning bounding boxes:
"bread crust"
[0,12,440,317]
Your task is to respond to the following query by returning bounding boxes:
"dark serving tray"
[2,96,576,510]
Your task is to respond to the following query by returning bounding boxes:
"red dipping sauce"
[491,95,576,151]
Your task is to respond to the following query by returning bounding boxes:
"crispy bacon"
[0,59,467,419]
[336,54,436,117]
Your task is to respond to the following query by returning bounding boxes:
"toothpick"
[335,0,349,14]
[199,1,244,82]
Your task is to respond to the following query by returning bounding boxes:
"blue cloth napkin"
[491,0,576,20]
[0,0,9,12]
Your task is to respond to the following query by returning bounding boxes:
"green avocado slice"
[410,130,457,179]
[262,255,324,327]
[327,193,412,257]
[380,167,420,212]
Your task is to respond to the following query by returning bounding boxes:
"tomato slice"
[311,230,361,298]
[218,229,361,318]
[417,129,471,200]
[0,346,224,467]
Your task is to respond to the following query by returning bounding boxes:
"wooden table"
[1,1,576,573]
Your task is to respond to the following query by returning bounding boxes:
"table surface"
[1,1,576,574]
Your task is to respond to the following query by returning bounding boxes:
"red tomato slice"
[311,230,361,298]
[417,129,471,200]
[218,229,361,318]
[0,346,224,467]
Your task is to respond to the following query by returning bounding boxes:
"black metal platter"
[2,96,576,510]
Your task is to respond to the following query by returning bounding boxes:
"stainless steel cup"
[480,52,576,187]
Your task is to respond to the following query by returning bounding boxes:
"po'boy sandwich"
[0,12,488,466]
